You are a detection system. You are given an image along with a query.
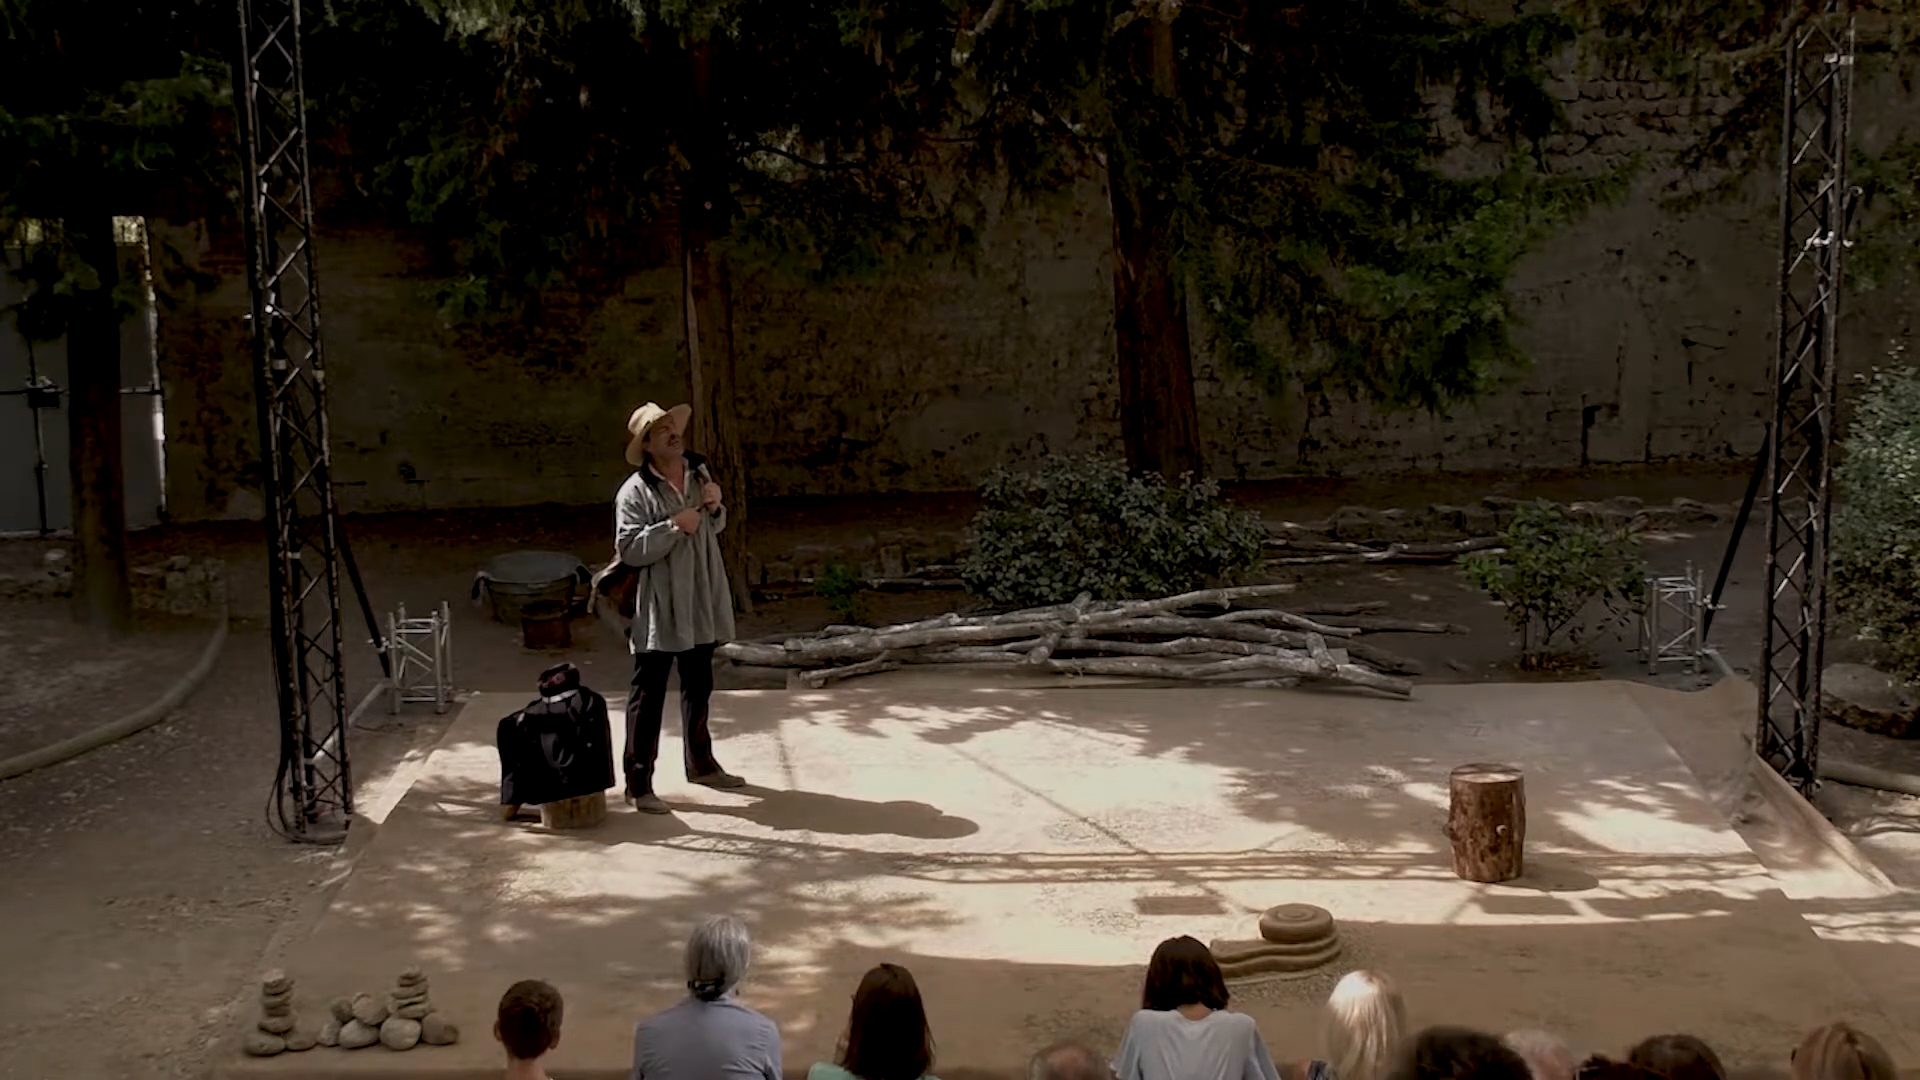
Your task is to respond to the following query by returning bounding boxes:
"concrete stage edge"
[219,680,1918,1080]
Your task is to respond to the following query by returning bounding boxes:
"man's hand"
[701,481,723,513]
[672,508,703,534]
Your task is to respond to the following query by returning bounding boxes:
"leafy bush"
[961,455,1266,608]
[1833,359,1920,681]
[1461,500,1646,667]
[814,563,871,625]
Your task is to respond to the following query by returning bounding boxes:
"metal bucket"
[472,551,591,625]
[520,600,574,650]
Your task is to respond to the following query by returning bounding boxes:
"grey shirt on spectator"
[631,994,782,1080]
[1113,1008,1281,1080]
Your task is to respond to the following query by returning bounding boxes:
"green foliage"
[961,455,1265,608]
[955,1,1636,412]
[309,0,966,330]
[1833,356,1920,681]
[814,562,872,626]
[0,1,231,334]
[1462,501,1647,667]
[1851,136,1920,294]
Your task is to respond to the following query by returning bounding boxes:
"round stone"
[419,1013,460,1046]
[317,1020,341,1047]
[329,997,354,1024]
[258,1014,296,1035]
[338,1019,380,1049]
[284,1025,319,1052]
[351,993,389,1027]
[395,1001,432,1020]
[243,1032,286,1057]
[380,1017,423,1051]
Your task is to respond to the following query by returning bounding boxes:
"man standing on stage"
[614,401,744,813]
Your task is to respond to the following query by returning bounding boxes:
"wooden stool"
[539,792,607,829]
[1446,763,1525,883]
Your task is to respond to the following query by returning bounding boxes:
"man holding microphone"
[613,401,743,813]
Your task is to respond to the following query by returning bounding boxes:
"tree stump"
[539,792,606,829]
[1446,763,1525,883]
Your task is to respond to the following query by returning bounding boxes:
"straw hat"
[625,402,691,467]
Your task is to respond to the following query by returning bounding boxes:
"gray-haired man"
[614,402,744,814]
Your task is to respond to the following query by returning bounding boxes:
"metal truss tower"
[233,0,355,840]
[1751,2,1857,795]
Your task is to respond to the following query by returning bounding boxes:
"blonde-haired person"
[1288,971,1406,1080]
[1790,1023,1896,1080]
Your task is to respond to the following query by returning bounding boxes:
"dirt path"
[0,616,449,1080]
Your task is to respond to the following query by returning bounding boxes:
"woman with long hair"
[1292,971,1407,1080]
[809,963,939,1080]
[1114,936,1281,1080]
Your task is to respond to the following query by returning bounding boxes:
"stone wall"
[147,72,1919,522]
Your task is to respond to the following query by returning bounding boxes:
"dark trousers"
[624,643,720,796]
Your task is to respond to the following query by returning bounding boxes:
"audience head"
[1791,1023,1896,1080]
[1576,1058,1667,1080]
[1028,1039,1111,1080]
[495,979,564,1062]
[1628,1035,1726,1080]
[1324,970,1408,1080]
[1390,1026,1533,1080]
[1503,1031,1577,1080]
[685,915,753,1002]
[1142,935,1230,1012]
[840,962,935,1080]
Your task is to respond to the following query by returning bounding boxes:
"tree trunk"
[538,792,607,829]
[677,38,753,614]
[1106,5,1202,480]
[66,213,132,635]
[1446,763,1526,883]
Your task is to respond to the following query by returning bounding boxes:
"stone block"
[766,561,796,584]
[880,545,906,578]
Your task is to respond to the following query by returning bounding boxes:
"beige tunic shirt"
[613,458,736,654]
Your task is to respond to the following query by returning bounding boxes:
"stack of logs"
[720,585,1469,695]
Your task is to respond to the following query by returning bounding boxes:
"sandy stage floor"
[218,680,1917,1080]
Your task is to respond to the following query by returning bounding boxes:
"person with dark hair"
[1388,1027,1532,1080]
[632,916,782,1079]
[809,963,939,1080]
[1628,1035,1726,1080]
[496,980,564,1080]
[1574,1058,1667,1080]
[1114,936,1280,1080]
[1029,1040,1113,1080]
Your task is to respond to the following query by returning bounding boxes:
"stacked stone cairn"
[241,970,319,1056]
[318,967,460,1051]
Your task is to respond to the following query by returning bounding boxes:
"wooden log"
[1445,763,1525,883]
[540,792,607,830]
[1044,654,1411,696]
[1300,601,1391,616]
[798,656,900,688]
[1203,609,1358,637]
[1313,615,1471,635]
[1344,641,1426,676]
